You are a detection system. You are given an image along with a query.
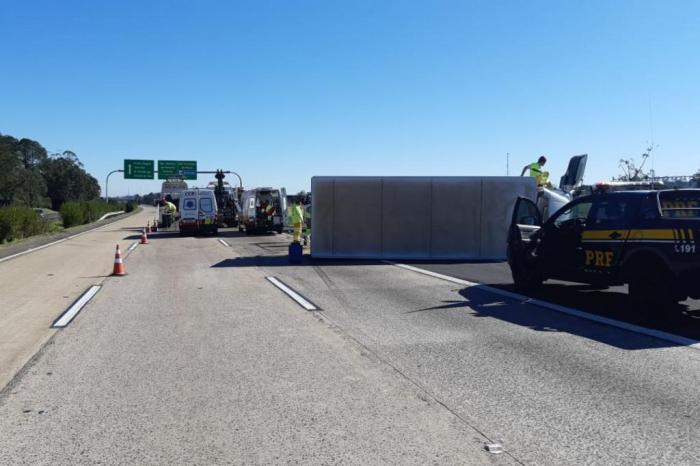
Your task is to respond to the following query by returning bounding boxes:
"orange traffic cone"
[112,244,126,276]
[140,228,149,244]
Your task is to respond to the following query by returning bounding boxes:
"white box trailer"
[311,176,537,260]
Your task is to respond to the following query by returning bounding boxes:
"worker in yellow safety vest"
[521,155,549,187]
[288,199,305,243]
[165,200,177,215]
[160,198,178,228]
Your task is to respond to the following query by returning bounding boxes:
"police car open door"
[510,197,541,237]
[507,197,543,289]
[507,197,542,259]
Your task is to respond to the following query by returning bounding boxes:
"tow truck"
[508,189,700,308]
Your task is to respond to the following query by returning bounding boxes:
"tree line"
[0,132,101,210]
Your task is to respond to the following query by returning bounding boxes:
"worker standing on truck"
[288,199,305,243]
[521,156,549,187]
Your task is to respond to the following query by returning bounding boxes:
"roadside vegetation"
[0,132,124,243]
[60,200,126,228]
[0,206,51,243]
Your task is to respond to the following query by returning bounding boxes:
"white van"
[238,187,287,234]
[179,189,219,236]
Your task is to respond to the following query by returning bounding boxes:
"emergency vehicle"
[238,188,286,234]
[179,189,219,236]
[508,189,700,308]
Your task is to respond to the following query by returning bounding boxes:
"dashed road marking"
[127,242,139,253]
[52,285,102,328]
[218,239,230,247]
[266,276,319,311]
[388,262,700,351]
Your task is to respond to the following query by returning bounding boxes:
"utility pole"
[506,153,510,176]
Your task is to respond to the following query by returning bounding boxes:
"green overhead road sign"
[124,159,154,179]
[158,160,198,180]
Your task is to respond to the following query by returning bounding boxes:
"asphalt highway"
[1,224,699,464]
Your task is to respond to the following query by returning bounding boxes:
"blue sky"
[1,0,698,195]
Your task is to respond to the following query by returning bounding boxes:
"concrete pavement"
[2,227,699,464]
[244,234,700,465]
[0,207,156,389]
[0,228,502,465]
[402,261,700,341]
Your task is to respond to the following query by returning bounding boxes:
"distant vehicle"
[508,189,700,308]
[209,171,240,227]
[238,187,287,234]
[161,179,188,209]
[179,189,218,236]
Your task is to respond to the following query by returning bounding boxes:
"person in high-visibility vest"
[165,200,177,215]
[288,199,305,243]
[521,156,548,186]
[160,198,178,227]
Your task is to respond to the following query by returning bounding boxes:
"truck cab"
[508,189,700,308]
[179,189,219,236]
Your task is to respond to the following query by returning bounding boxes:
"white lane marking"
[52,285,102,328]
[218,239,230,247]
[389,262,700,351]
[266,276,318,311]
[127,242,139,252]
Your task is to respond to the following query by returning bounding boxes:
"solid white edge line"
[52,285,102,328]
[266,276,317,311]
[218,239,230,247]
[388,262,700,351]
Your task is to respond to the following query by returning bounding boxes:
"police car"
[507,189,700,307]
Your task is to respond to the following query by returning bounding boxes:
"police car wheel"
[628,272,673,309]
[511,261,542,292]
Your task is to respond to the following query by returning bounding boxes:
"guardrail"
[98,210,125,221]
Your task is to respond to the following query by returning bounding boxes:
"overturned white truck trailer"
[311,176,537,260]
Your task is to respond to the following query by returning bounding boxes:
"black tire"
[628,270,674,310]
[275,227,283,234]
[510,257,542,292]
[212,228,219,236]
